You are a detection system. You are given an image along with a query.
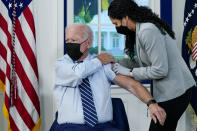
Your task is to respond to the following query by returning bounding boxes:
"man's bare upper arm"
[111,63,142,94]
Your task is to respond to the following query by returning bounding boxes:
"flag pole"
[10,0,18,107]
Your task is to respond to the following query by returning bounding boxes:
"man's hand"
[149,103,166,126]
[96,53,114,64]
[113,74,166,126]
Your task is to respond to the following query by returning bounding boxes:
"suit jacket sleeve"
[116,58,140,69]
[132,26,168,81]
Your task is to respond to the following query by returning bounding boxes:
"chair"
[111,98,130,131]
[50,98,130,131]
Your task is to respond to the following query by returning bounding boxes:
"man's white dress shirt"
[54,54,116,124]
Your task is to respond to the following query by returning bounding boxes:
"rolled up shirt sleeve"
[103,63,116,81]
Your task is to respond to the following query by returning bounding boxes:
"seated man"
[50,23,166,131]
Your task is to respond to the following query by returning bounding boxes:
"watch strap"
[147,99,157,107]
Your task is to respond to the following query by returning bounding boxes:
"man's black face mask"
[66,39,88,61]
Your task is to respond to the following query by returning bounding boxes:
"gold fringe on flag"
[0,80,12,131]
[1,80,42,131]
[186,104,197,128]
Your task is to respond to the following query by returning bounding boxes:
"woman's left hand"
[96,53,114,64]
[112,63,131,76]
[149,103,166,126]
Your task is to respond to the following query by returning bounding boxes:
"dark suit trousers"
[149,87,192,131]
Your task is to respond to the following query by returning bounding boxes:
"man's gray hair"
[66,23,93,40]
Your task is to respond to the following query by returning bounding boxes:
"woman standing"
[108,0,196,131]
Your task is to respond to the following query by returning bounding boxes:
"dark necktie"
[78,77,98,127]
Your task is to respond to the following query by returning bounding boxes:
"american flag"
[182,0,197,128]
[0,0,41,130]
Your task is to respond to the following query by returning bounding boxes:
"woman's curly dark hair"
[108,0,175,58]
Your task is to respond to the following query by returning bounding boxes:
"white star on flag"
[184,22,187,26]
[195,3,197,8]
[188,13,192,17]
[186,17,189,22]
[19,2,23,8]
[8,3,12,9]
[191,10,195,14]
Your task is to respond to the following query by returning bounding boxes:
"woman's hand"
[96,53,114,64]
[113,63,131,76]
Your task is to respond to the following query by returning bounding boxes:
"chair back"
[112,98,130,131]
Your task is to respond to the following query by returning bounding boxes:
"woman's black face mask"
[116,25,133,35]
[66,39,88,61]
[116,19,133,35]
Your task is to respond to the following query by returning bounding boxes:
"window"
[112,33,119,49]
[63,0,161,57]
[101,32,106,48]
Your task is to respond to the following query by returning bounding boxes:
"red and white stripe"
[0,0,40,130]
[192,41,197,60]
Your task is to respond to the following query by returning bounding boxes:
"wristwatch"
[147,99,157,107]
